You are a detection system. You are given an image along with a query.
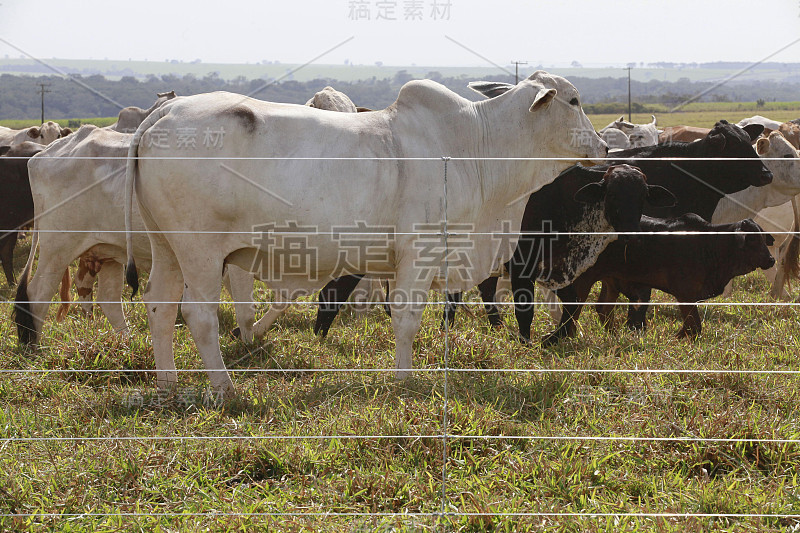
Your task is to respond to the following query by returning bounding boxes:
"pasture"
[2,229,800,531]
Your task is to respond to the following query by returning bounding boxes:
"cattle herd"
[2,72,799,400]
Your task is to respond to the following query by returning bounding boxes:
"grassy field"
[2,230,800,531]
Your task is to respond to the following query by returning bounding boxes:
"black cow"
[313,164,676,338]
[545,215,775,341]
[0,142,43,284]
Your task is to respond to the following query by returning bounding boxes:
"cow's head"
[573,164,676,242]
[601,128,629,150]
[305,86,358,113]
[694,120,772,190]
[755,131,800,196]
[26,121,71,145]
[468,71,607,167]
[627,116,659,148]
[733,218,775,273]
[778,122,800,150]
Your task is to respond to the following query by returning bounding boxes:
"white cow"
[599,115,659,150]
[124,72,606,396]
[0,121,72,146]
[712,131,800,297]
[304,86,358,113]
[107,91,178,133]
[14,125,257,346]
[737,115,783,134]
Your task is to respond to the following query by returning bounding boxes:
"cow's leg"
[539,286,562,322]
[510,273,537,343]
[542,277,594,346]
[770,236,792,300]
[441,292,461,330]
[594,279,620,332]
[390,265,433,379]
[178,257,234,397]
[250,299,291,339]
[313,275,364,337]
[17,255,69,344]
[721,280,734,299]
[477,276,503,328]
[95,261,129,335]
[676,303,702,338]
[0,234,16,285]
[225,266,255,343]
[625,287,652,331]
[143,237,184,392]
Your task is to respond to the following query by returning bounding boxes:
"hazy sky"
[1,0,799,67]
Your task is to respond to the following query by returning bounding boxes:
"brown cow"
[658,125,710,143]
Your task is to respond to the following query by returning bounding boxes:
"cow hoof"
[230,327,241,339]
[541,332,564,347]
[515,333,533,346]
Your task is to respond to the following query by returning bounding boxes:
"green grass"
[588,105,800,130]
[2,236,800,531]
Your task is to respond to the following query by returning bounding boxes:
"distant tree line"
[1,71,799,120]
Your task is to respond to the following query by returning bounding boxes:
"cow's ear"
[0,145,10,156]
[529,88,556,112]
[27,127,41,139]
[60,128,73,137]
[467,81,514,99]
[706,132,727,151]
[743,123,765,142]
[756,137,770,155]
[573,181,605,204]
[645,185,677,207]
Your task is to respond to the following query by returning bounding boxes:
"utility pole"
[626,67,632,122]
[511,60,528,84]
[37,83,52,124]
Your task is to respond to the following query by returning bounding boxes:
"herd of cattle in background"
[0,71,799,398]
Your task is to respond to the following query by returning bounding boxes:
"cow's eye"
[784,154,794,158]
[569,97,579,106]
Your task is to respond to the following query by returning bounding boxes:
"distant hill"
[1,61,799,120]
[2,58,800,84]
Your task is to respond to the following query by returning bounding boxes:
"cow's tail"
[125,104,172,297]
[55,268,72,322]
[13,226,39,344]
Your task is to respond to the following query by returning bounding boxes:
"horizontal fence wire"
[3,155,794,160]
[3,229,798,235]
[3,300,800,306]
[2,435,800,445]
[3,512,800,519]
[1,368,799,375]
